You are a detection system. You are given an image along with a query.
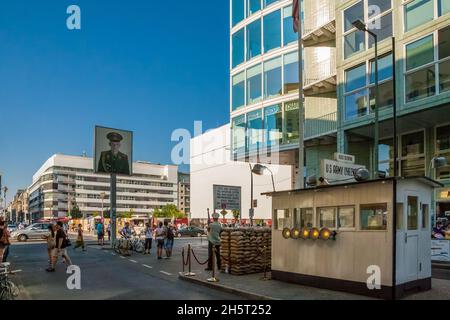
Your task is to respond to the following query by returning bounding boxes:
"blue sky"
[0,0,230,201]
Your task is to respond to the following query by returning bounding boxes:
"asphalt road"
[7,236,240,300]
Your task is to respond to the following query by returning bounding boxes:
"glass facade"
[264,104,282,146]
[247,64,262,105]
[344,54,393,120]
[247,19,262,60]
[436,124,450,179]
[264,56,282,99]
[232,115,246,155]
[405,0,434,32]
[247,109,263,151]
[247,0,261,16]
[284,51,299,94]
[284,100,299,144]
[232,29,245,68]
[232,71,245,111]
[283,6,297,46]
[263,10,281,53]
[232,0,245,26]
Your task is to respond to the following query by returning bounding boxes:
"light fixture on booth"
[310,228,320,240]
[354,168,370,182]
[291,228,300,239]
[282,228,291,239]
[300,228,310,239]
[319,228,331,240]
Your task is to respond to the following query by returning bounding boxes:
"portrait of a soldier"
[97,132,130,175]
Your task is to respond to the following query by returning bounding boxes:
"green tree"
[232,209,240,221]
[153,204,185,219]
[69,204,82,219]
[119,211,132,219]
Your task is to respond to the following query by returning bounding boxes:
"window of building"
[247,0,261,16]
[247,64,262,105]
[283,5,297,46]
[247,19,261,60]
[284,51,299,94]
[264,10,281,53]
[436,124,450,179]
[232,115,246,155]
[360,203,387,230]
[343,1,392,59]
[232,29,245,68]
[275,209,290,230]
[422,204,429,229]
[294,208,314,228]
[263,0,279,8]
[264,56,282,99]
[338,207,355,228]
[439,26,450,93]
[232,71,245,110]
[404,0,434,32]
[284,100,299,144]
[345,53,393,120]
[318,207,336,229]
[439,0,450,15]
[378,138,394,177]
[264,104,282,146]
[232,0,245,27]
[401,131,425,177]
[247,109,263,151]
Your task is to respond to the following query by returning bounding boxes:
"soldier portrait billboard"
[94,126,133,175]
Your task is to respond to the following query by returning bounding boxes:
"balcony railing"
[305,111,337,139]
[303,1,336,36]
[304,57,336,87]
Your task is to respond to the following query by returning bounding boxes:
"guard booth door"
[404,192,421,282]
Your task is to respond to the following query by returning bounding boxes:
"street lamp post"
[3,186,8,222]
[100,192,106,221]
[353,20,379,180]
[249,164,276,227]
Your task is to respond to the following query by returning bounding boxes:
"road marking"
[159,271,172,276]
[129,259,137,263]
[111,253,116,256]
[120,256,126,259]
[142,264,153,269]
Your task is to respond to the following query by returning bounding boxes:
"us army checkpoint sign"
[94,126,133,176]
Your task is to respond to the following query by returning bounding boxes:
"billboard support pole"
[110,173,117,244]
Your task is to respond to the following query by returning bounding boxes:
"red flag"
[292,0,299,33]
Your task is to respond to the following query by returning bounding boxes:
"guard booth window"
[293,208,314,228]
[274,209,291,231]
[360,204,388,230]
[407,196,419,230]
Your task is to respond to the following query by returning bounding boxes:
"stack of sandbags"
[220,227,271,275]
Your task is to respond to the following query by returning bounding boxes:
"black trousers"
[145,238,152,250]
[208,242,221,270]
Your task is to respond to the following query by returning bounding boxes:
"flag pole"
[294,0,305,189]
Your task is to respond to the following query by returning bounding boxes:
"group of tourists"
[0,217,11,263]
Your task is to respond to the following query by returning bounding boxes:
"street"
[8,236,240,300]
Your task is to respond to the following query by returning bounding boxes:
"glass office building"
[230,0,338,185]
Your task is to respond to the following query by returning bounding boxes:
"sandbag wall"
[220,227,271,275]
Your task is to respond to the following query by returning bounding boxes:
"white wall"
[190,124,293,220]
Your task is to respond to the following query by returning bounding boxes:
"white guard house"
[264,177,442,299]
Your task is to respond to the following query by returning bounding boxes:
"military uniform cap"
[107,132,123,142]
[212,212,220,219]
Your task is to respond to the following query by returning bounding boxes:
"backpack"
[167,227,174,240]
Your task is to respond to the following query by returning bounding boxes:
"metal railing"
[305,111,337,139]
[304,57,336,87]
[303,1,336,35]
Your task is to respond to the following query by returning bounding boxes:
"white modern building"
[190,124,293,222]
[28,154,178,221]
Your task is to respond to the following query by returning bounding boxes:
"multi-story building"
[230,0,450,220]
[230,0,338,187]
[178,172,191,216]
[335,0,450,220]
[28,154,178,222]
[9,189,29,223]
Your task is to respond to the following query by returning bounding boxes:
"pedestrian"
[155,222,166,260]
[107,223,111,242]
[0,219,12,263]
[165,222,175,258]
[73,224,86,251]
[43,224,56,268]
[205,213,222,271]
[144,223,152,255]
[47,221,72,272]
[120,222,132,256]
[97,221,104,246]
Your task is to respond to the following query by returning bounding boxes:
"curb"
[178,273,277,300]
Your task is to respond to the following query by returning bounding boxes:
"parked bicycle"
[112,237,132,256]
[0,262,22,300]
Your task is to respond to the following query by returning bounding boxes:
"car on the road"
[176,226,206,238]
[7,224,17,233]
[10,223,52,242]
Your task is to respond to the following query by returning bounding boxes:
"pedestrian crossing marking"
[142,264,153,269]
[159,271,172,276]
[129,259,137,263]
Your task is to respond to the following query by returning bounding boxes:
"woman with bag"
[43,224,56,268]
[47,221,72,272]
[0,219,12,262]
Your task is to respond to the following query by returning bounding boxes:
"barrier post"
[185,243,196,277]
[207,246,219,282]
[261,245,269,281]
[182,247,185,274]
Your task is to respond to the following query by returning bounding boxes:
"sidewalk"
[179,263,450,300]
